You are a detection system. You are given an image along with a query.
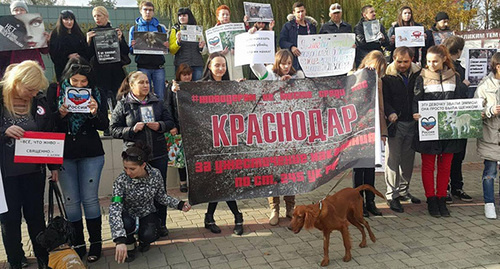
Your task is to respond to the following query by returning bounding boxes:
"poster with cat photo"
[418,99,483,141]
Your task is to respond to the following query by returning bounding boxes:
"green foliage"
[89,0,117,8]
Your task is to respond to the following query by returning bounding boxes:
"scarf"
[57,79,101,135]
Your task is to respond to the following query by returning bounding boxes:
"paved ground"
[1,162,500,269]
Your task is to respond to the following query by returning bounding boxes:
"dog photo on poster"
[177,69,378,205]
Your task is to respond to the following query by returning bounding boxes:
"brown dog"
[290,184,384,267]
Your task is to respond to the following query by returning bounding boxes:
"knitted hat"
[435,12,449,22]
[10,0,29,13]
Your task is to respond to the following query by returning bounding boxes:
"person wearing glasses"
[49,9,88,81]
[128,1,169,99]
[47,57,108,263]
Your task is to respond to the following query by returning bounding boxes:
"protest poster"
[177,69,379,205]
[0,170,7,214]
[394,26,425,47]
[466,48,498,88]
[140,105,155,123]
[64,87,91,113]
[14,132,65,164]
[206,23,246,53]
[418,99,483,141]
[180,25,203,42]
[94,28,120,64]
[0,13,47,51]
[432,31,453,45]
[234,31,275,66]
[243,2,273,22]
[133,31,168,55]
[363,20,382,43]
[298,33,355,77]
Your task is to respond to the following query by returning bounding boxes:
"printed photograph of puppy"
[244,3,273,22]
[133,31,168,54]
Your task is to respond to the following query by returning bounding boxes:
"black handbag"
[36,180,75,252]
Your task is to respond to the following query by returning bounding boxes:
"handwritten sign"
[206,23,246,53]
[234,31,275,66]
[14,132,65,164]
[64,87,91,113]
[298,33,355,77]
[395,26,425,47]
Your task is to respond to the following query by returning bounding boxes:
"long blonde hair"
[1,61,48,115]
[359,51,387,78]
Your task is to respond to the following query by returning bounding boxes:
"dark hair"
[393,46,415,59]
[175,63,193,81]
[427,45,455,71]
[54,10,85,39]
[117,71,145,100]
[397,6,415,26]
[177,7,197,25]
[292,2,305,10]
[121,141,151,165]
[61,57,96,88]
[441,35,465,56]
[491,52,500,75]
[139,1,154,11]
[202,52,230,81]
[361,5,373,15]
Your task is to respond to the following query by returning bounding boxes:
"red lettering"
[308,110,327,142]
[327,108,345,137]
[246,114,263,145]
[291,111,307,141]
[341,105,358,133]
[276,112,292,142]
[229,114,245,146]
[212,115,229,147]
[262,113,276,143]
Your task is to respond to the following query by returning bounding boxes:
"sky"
[56,0,137,7]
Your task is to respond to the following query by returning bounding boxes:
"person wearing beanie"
[10,0,29,14]
[422,11,451,66]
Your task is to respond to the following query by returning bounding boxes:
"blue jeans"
[58,155,105,221]
[482,160,500,203]
[139,68,166,100]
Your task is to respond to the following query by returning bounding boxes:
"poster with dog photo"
[94,28,120,64]
[64,87,91,113]
[133,31,168,55]
[0,13,48,51]
[180,25,203,42]
[394,26,425,47]
[205,23,246,53]
[243,2,273,22]
[418,99,483,141]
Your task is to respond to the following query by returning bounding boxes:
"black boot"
[427,196,440,217]
[362,202,369,217]
[366,200,382,216]
[204,213,221,233]
[71,219,86,258]
[233,213,244,235]
[437,197,451,217]
[86,216,102,263]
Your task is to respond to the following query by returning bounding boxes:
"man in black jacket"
[319,3,352,34]
[382,47,422,213]
[422,12,452,66]
[354,5,389,67]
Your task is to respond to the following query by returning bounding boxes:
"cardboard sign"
[64,87,91,113]
[14,132,65,164]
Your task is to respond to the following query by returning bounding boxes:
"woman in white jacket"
[474,52,500,219]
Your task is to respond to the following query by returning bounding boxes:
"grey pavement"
[1,162,500,269]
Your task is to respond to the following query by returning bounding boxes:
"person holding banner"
[354,5,389,67]
[111,71,174,238]
[319,3,352,34]
[214,5,244,80]
[387,6,424,63]
[474,52,500,219]
[0,61,58,269]
[49,10,89,82]
[200,52,244,235]
[169,7,206,81]
[412,45,467,218]
[279,2,317,71]
[48,57,108,262]
[353,51,388,217]
[110,143,191,263]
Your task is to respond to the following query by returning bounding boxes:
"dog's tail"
[355,184,385,199]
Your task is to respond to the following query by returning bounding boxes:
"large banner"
[298,33,355,77]
[0,13,47,51]
[418,99,483,141]
[177,69,377,205]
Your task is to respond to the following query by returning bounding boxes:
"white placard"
[180,25,203,42]
[206,23,246,53]
[0,170,8,214]
[395,26,425,47]
[14,132,65,164]
[298,33,355,77]
[243,2,273,22]
[64,87,91,113]
[234,31,275,67]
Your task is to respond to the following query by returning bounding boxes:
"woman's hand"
[131,40,136,47]
[221,47,229,55]
[280,75,292,81]
[86,31,96,44]
[5,125,25,139]
[163,41,169,50]
[59,104,69,118]
[146,122,160,131]
[269,20,275,31]
[236,78,246,82]
[50,170,59,182]
[89,97,98,115]
[133,122,145,132]
[243,15,249,27]
[388,113,398,123]
[170,127,178,136]
[176,31,181,42]
[249,27,257,34]
[115,244,128,264]
[291,46,301,57]
[182,202,192,212]
[413,113,421,121]
[68,53,79,59]
[116,28,123,40]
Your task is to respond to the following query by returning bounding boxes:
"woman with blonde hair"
[353,50,388,217]
[0,60,58,269]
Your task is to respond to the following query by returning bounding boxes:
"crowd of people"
[0,0,499,268]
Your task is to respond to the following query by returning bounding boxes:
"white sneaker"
[485,203,497,219]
